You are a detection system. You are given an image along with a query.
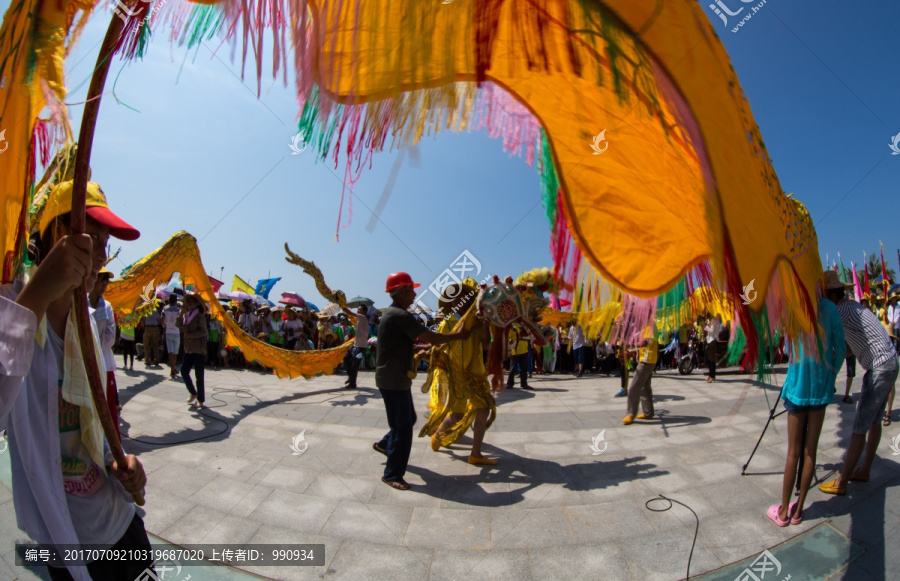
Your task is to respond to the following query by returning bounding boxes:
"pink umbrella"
[279,292,306,308]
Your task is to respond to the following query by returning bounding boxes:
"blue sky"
[6,0,900,308]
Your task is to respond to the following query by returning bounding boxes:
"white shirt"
[705,320,722,344]
[888,304,900,328]
[0,282,135,581]
[90,297,116,372]
[162,305,180,335]
[569,325,585,350]
[355,314,369,348]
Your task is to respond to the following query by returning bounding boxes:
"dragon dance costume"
[419,284,496,448]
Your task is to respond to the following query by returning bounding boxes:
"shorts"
[165,333,181,354]
[783,399,827,414]
[846,355,856,378]
[853,356,898,435]
[573,346,585,365]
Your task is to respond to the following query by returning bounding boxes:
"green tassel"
[179,4,224,49]
[132,21,152,60]
[725,327,747,366]
[538,129,559,225]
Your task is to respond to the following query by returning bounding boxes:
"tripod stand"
[741,375,805,494]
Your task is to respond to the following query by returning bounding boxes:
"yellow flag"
[232,275,254,294]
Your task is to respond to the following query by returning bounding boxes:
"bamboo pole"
[70,11,144,506]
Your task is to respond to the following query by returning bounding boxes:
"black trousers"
[377,388,417,481]
[47,513,153,581]
[344,346,363,387]
[181,352,206,402]
[707,342,718,379]
[507,354,529,387]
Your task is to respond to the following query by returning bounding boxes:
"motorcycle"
[679,337,701,375]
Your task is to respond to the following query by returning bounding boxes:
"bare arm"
[419,328,471,345]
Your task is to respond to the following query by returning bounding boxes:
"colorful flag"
[255,277,282,299]
[838,253,847,283]
[851,262,861,301]
[208,276,224,293]
[232,275,254,295]
[864,252,870,296]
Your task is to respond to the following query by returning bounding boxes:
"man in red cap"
[1,180,152,580]
[373,272,471,490]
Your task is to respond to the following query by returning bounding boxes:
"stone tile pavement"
[1,362,898,580]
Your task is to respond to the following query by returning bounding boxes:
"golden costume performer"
[419,281,497,454]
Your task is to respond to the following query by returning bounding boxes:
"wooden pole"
[70,12,144,506]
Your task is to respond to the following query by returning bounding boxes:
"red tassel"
[722,231,757,369]
[485,325,508,392]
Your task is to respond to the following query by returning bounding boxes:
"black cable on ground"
[122,385,351,447]
[644,494,700,581]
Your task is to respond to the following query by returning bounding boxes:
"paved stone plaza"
[2,363,898,580]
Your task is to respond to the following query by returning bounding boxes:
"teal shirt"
[782,297,845,407]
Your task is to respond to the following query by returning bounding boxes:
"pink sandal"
[767,504,789,527]
[789,501,802,525]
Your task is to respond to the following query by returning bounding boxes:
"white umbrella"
[320,302,342,317]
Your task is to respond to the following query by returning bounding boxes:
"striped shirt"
[837,299,895,370]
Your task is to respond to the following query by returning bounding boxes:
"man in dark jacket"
[373,272,470,490]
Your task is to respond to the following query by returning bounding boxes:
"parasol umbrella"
[279,292,306,308]
[366,305,380,317]
[889,283,900,295]
[216,290,233,302]
[227,291,255,302]
[347,296,375,307]
[320,302,342,317]
[304,301,320,312]
[254,295,275,307]
[156,285,185,300]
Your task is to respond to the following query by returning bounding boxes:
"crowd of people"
[2,180,899,578]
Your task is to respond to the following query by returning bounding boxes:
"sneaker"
[614,388,627,397]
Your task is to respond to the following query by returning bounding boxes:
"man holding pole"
[0,181,151,580]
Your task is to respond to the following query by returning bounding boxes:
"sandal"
[842,395,853,404]
[767,504,790,527]
[884,413,892,426]
[818,480,847,495]
[381,477,410,491]
[372,442,387,456]
[788,501,802,525]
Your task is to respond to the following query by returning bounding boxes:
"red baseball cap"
[39,181,140,241]
[385,272,420,292]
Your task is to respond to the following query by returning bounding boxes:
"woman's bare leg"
[780,411,806,521]
[795,409,826,518]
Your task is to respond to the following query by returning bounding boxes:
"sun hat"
[38,180,139,241]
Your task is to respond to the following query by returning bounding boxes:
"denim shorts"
[165,333,181,354]
[783,399,827,414]
[853,356,898,434]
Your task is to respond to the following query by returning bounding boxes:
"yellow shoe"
[636,413,655,420]
[431,433,441,451]
[818,480,847,495]
[622,415,634,425]
[468,456,498,466]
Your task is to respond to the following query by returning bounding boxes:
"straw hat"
[823,270,852,291]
